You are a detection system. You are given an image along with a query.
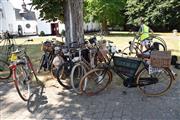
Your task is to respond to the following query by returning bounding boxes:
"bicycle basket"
[41,41,54,52]
[150,51,171,68]
[113,56,141,78]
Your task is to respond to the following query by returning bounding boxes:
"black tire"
[136,67,173,96]
[27,86,45,113]
[0,59,12,80]
[27,90,39,113]
[56,62,74,89]
[151,36,167,51]
[14,64,32,101]
[155,42,166,51]
[79,68,112,96]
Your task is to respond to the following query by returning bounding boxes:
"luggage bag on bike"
[113,56,141,87]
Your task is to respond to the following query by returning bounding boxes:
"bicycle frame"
[98,53,145,86]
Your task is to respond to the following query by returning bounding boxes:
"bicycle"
[122,33,167,57]
[0,32,16,61]
[55,42,86,89]
[70,38,115,94]
[79,44,175,96]
[56,36,107,90]
[38,40,65,79]
[37,40,55,73]
[9,39,41,101]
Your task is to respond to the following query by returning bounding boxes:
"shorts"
[141,39,150,46]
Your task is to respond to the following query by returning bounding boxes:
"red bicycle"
[9,40,40,101]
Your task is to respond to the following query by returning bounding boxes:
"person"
[138,17,153,51]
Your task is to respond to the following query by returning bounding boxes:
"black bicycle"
[79,46,174,96]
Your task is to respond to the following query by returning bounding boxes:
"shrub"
[40,31,45,36]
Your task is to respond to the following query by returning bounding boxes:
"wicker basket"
[150,51,171,68]
[41,41,54,52]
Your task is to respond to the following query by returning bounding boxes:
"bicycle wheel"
[0,59,12,80]
[27,90,39,113]
[27,86,44,113]
[79,68,112,96]
[151,36,167,51]
[154,42,166,51]
[136,67,173,96]
[121,46,137,57]
[70,62,87,94]
[56,62,74,89]
[14,64,32,101]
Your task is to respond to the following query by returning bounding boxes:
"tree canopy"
[32,0,180,32]
[32,0,64,22]
[84,0,126,25]
[84,0,126,34]
[125,0,180,31]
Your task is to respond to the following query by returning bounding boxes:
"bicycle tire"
[136,67,173,96]
[37,54,46,73]
[70,62,87,94]
[121,46,137,57]
[14,64,32,101]
[151,36,167,51]
[154,42,166,51]
[27,86,44,113]
[79,68,112,96]
[27,90,39,113]
[0,59,12,80]
[50,64,57,78]
[56,62,74,89]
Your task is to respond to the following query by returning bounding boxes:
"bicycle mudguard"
[16,59,26,65]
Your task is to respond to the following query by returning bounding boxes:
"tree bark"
[101,19,109,35]
[63,0,84,47]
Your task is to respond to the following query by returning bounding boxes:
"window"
[26,24,31,29]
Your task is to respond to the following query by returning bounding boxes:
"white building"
[0,0,100,36]
[0,0,37,36]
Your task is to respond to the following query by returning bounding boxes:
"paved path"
[0,68,180,120]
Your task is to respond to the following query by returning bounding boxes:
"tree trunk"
[63,0,84,47]
[101,19,109,35]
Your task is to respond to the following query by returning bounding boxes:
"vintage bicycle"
[79,43,175,96]
[9,39,42,101]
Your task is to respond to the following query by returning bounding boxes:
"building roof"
[15,8,36,21]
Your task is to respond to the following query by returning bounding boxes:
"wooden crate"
[150,51,171,68]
